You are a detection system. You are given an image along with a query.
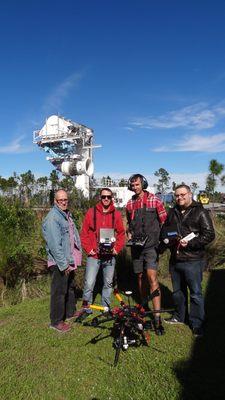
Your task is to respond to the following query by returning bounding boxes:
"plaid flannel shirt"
[126,191,167,225]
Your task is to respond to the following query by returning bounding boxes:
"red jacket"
[80,202,125,259]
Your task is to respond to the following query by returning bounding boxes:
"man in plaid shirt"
[126,174,167,335]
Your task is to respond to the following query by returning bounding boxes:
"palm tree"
[49,170,59,190]
[207,159,224,202]
[19,170,35,206]
[36,176,48,205]
[190,182,199,197]
[154,168,170,194]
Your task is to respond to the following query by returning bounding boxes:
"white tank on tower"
[33,115,101,198]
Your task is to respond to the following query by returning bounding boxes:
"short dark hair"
[175,184,191,192]
[100,187,113,196]
[130,174,143,183]
[128,174,148,191]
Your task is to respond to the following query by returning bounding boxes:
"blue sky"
[1,0,225,190]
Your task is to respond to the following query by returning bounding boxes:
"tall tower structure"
[33,115,100,198]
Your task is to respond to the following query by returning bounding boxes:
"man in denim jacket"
[42,189,82,333]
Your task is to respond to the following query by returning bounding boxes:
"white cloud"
[130,102,225,131]
[213,106,225,115]
[124,126,134,132]
[0,136,34,154]
[153,133,225,152]
[43,71,84,112]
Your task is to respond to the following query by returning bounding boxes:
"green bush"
[5,244,34,287]
[0,198,39,287]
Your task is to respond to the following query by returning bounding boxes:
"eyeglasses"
[57,198,68,203]
[101,195,112,200]
[175,192,189,198]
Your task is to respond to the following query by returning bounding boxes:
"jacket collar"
[132,190,152,202]
[53,204,70,218]
[96,201,115,214]
[175,200,200,213]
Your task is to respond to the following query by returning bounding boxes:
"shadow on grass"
[174,269,225,400]
[90,248,137,303]
[115,248,173,308]
[79,248,173,310]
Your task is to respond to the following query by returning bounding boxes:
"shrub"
[0,198,39,287]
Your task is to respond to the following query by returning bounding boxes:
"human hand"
[127,232,132,240]
[89,249,96,256]
[64,266,73,275]
[180,239,188,247]
[112,248,118,255]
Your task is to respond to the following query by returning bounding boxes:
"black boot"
[154,316,165,336]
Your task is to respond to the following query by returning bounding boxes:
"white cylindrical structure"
[75,175,90,198]
[61,159,94,177]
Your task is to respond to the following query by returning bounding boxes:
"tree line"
[1,157,225,207]
[104,160,225,201]
[0,169,89,208]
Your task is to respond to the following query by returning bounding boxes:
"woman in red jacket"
[80,188,125,307]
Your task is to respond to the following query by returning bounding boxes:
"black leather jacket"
[160,201,215,263]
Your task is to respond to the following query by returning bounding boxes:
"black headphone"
[127,174,148,191]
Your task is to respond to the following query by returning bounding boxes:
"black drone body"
[75,290,172,366]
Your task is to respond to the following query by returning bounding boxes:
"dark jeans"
[170,260,205,329]
[50,266,76,326]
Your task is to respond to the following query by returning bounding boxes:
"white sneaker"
[164,317,184,325]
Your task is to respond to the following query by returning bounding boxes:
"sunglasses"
[101,195,112,200]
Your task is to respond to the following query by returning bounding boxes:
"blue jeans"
[170,260,205,329]
[83,257,115,307]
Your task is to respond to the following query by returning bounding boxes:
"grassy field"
[0,270,225,400]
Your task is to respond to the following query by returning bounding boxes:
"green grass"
[0,271,225,400]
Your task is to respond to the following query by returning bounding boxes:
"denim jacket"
[42,205,81,271]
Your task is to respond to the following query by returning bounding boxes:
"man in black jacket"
[161,184,215,336]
